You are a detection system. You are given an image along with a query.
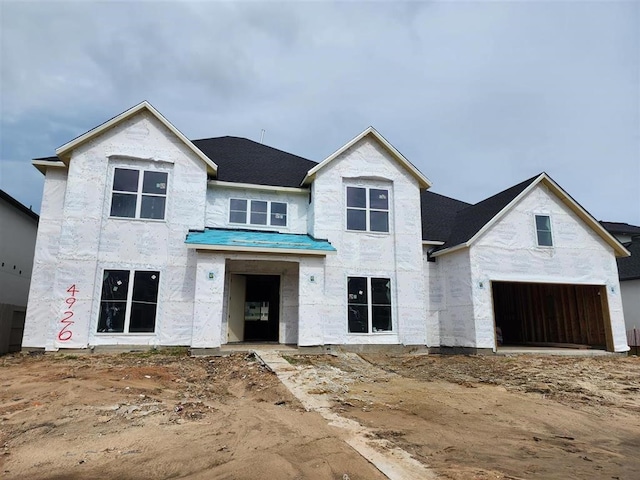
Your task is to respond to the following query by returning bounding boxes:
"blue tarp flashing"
[185,228,336,254]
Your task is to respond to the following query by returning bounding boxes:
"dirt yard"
[1,350,639,480]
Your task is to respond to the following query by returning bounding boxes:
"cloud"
[1,1,638,224]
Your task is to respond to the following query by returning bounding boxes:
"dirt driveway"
[1,350,639,479]
[295,353,640,480]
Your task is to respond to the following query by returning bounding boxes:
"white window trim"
[534,213,554,248]
[228,198,288,228]
[109,167,168,221]
[345,185,390,234]
[346,276,393,334]
[96,269,161,335]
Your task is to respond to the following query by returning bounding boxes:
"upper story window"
[346,186,389,232]
[110,168,168,220]
[535,214,553,247]
[229,199,287,227]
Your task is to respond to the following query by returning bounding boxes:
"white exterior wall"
[192,252,226,348]
[422,249,442,347]
[23,168,67,348]
[205,185,309,234]
[311,137,426,345]
[24,111,208,350]
[621,279,640,335]
[469,184,628,352]
[435,248,475,347]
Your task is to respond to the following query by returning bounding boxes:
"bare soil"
[1,350,638,480]
[0,351,385,480]
[302,353,640,480]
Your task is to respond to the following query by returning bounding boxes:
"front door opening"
[492,281,611,350]
[228,274,280,342]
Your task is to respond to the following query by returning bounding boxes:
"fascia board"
[185,243,333,256]
[422,240,445,246]
[55,101,218,175]
[540,174,631,258]
[208,179,309,194]
[32,159,66,175]
[302,126,432,189]
[430,243,469,257]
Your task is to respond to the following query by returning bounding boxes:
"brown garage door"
[492,282,612,350]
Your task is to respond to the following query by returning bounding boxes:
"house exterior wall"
[205,185,309,234]
[0,197,38,308]
[310,137,426,345]
[422,250,442,347]
[621,279,640,335]
[0,195,39,353]
[23,111,208,350]
[433,248,475,347]
[23,168,67,348]
[469,184,628,352]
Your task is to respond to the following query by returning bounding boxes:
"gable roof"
[192,137,317,188]
[420,191,471,242]
[617,239,640,281]
[302,126,432,189]
[430,173,630,258]
[54,101,217,174]
[0,190,39,221]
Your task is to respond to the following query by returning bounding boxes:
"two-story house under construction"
[23,102,631,353]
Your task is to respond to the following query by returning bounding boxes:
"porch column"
[298,256,325,346]
[191,252,226,348]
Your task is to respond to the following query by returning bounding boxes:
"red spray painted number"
[57,284,78,342]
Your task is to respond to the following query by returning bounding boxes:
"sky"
[1,0,638,225]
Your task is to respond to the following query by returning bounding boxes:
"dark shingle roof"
[434,175,540,250]
[420,191,471,242]
[617,239,640,280]
[600,221,640,237]
[192,137,317,188]
[0,190,39,221]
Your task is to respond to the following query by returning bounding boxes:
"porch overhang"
[185,228,336,256]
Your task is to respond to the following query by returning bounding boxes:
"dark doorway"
[492,281,612,350]
[243,275,280,342]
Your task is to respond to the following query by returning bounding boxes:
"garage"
[492,281,613,350]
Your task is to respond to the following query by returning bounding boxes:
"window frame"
[96,269,161,335]
[347,276,393,334]
[109,167,168,221]
[345,186,390,233]
[534,214,554,247]
[228,198,288,227]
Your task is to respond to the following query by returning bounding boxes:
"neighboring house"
[0,190,39,354]
[601,222,640,346]
[22,102,631,353]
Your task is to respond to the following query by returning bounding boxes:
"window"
[110,168,168,220]
[97,270,160,333]
[229,199,287,227]
[346,187,389,232]
[535,215,553,247]
[347,277,392,333]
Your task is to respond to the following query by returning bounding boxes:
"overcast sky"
[1,1,638,225]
